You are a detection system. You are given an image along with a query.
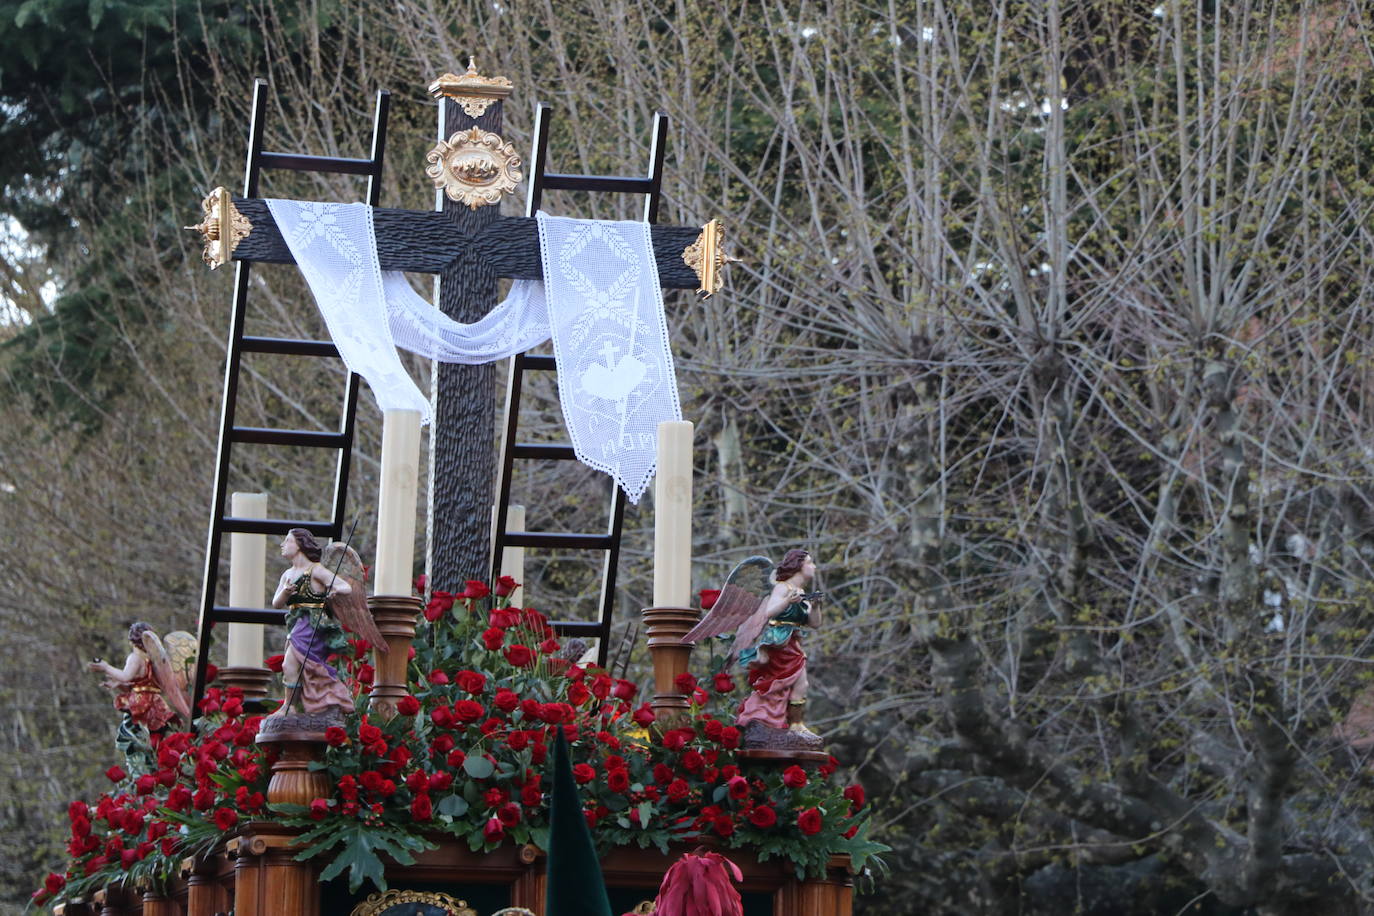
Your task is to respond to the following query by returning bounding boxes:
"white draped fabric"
[265,200,680,502]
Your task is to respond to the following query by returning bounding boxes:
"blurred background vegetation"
[4,1,1374,912]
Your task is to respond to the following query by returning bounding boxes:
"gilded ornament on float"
[185,187,252,269]
[682,218,741,298]
[426,128,523,209]
[428,58,514,118]
[349,888,477,915]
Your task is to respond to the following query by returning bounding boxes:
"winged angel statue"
[269,527,387,719]
[88,623,197,772]
[683,549,823,748]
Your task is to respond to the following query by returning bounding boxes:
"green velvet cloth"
[545,731,614,916]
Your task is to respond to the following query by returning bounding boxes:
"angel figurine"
[268,528,386,719]
[684,549,823,748]
[88,623,196,772]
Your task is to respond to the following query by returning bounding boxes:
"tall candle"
[375,409,423,596]
[227,492,267,668]
[501,504,525,605]
[653,421,694,608]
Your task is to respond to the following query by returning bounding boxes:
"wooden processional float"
[54,62,866,916]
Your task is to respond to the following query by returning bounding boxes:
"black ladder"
[190,80,391,711]
[492,103,669,668]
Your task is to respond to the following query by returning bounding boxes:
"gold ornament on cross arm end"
[185,187,252,270]
[682,219,741,298]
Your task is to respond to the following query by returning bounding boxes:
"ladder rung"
[211,606,287,625]
[259,152,378,175]
[503,532,616,549]
[242,335,340,357]
[230,427,348,448]
[519,355,557,370]
[221,516,333,535]
[513,443,576,460]
[551,621,604,636]
[541,173,654,194]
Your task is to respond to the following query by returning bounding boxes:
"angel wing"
[681,556,774,661]
[321,542,388,653]
[139,629,193,723]
[162,631,199,692]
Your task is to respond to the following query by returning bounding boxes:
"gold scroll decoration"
[185,187,252,270]
[349,888,477,916]
[426,128,523,210]
[682,219,741,298]
[428,58,514,118]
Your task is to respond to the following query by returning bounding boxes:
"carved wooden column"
[231,830,319,916]
[509,844,545,914]
[183,853,232,916]
[141,889,181,916]
[367,595,421,719]
[93,885,135,916]
[641,606,700,728]
[217,667,273,710]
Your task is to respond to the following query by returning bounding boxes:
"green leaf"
[636,801,654,828]
[527,825,550,852]
[436,793,468,817]
[463,755,494,779]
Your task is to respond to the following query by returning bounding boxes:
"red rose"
[720,727,740,750]
[482,627,506,650]
[748,805,777,828]
[632,704,656,727]
[538,637,560,655]
[521,782,543,807]
[493,689,520,713]
[698,588,721,609]
[135,774,156,795]
[429,772,453,792]
[540,702,573,724]
[673,672,698,693]
[397,695,421,716]
[521,698,543,720]
[446,749,467,768]
[205,664,219,683]
[42,872,65,896]
[504,644,534,667]
[612,679,637,701]
[497,801,522,827]
[490,607,521,629]
[427,669,450,685]
[703,718,724,741]
[606,769,631,793]
[423,590,455,622]
[660,728,693,751]
[456,670,487,695]
[494,575,518,597]
[431,734,455,754]
[265,654,285,672]
[843,784,866,808]
[681,750,705,773]
[483,816,504,842]
[819,755,839,778]
[782,765,808,789]
[453,700,485,723]
[727,776,751,800]
[309,798,330,820]
[213,808,238,831]
[712,672,735,694]
[105,765,127,782]
[431,706,455,729]
[507,730,530,751]
[193,788,215,811]
[359,723,383,745]
[666,779,690,801]
[461,580,491,601]
[410,794,433,821]
[355,663,375,685]
[797,807,823,836]
[713,815,734,837]
[572,764,596,784]
[484,787,509,809]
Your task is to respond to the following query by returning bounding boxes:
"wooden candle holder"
[366,595,421,720]
[641,606,701,729]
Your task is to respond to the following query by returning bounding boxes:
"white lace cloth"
[265,200,680,502]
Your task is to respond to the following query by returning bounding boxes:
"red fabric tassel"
[649,850,744,916]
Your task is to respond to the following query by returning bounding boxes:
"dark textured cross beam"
[215,69,715,594]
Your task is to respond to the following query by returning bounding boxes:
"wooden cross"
[194,63,732,592]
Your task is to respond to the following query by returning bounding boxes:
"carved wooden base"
[256,720,334,807]
[641,606,701,728]
[367,595,421,720]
